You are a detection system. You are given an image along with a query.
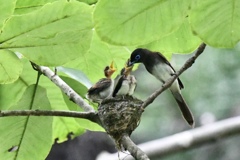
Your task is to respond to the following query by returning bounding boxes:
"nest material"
[98,96,144,149]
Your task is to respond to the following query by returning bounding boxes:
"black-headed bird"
[86,61,116,103]
[128,48,194,127]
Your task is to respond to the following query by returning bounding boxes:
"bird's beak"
[109,61,116,74]
[127,60,135,67]
[124,64,133,76]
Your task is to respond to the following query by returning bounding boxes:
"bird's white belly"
[151,63,174,82]
[151,63,181,93]
[100,79,114,98]
[116,80,129,95]
[128,75,137,95]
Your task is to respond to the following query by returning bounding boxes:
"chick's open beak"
[124,64,133,76]
[109,61,116,74]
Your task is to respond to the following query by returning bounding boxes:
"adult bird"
[86,61,116,103]
[113,62,137,97]
[128,48,194,127]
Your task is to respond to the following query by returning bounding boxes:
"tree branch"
[142,43,206,109]
[97,116,240,160]
[121,134,150,160]
[33,64,95,112]
[0,110,101,125]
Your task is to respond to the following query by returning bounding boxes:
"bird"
[113,61,137,97]
[113,67,129,97]
[128,75,137,96]
[128,48,194,127]
[86,61,116,103]
[125,63,137,96]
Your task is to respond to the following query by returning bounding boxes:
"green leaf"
[15,0,60,15]
[58,67,92,89]
[52,117,85,143]
[40,74,86,143]
[0,1,93,66]
[94,0,191,45]
[60,76,103,129]
[190,0,240,48]
[0,58,87,143]
[0,85,52,160]
[141,19,202,54]
[77,0,98,5]
[0,50,23,84]
[60,76,104,132]
[0,0,16,29]
[0,58,38,110]
[63,31,131,82]
[61,76,88,99]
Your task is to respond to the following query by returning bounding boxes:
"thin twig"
[0,110,101,125]
[142,43,206,109]
[32,64,95,112]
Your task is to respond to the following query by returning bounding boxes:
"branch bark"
[142,43,206,109]
[97,116,240,160]
[0,110,101,125]
[34,65,95,112]
[121,134,150,160]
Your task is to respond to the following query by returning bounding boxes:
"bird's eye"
[135,55,141,60]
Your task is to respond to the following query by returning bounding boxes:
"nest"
[98,96,144,149]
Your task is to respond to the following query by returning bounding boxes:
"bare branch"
[34,65,95,112]
[142,43,206,109]
[0,110,101,125]
[97,116,240,160]
[121,134,150,160]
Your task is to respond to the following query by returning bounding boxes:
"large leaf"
[0,50,23,84]
[39,72,86,143]
[0,0,16,28]
[0,85,52,160]
[94,0,191,45]
[15,0,60,14]
[141,19,202,54]
[58,67,92,89]
[190,0,240,48]
[0,58,39,110]
[0,1,93,66]
[63,31,131,82]
[77,0,98,5]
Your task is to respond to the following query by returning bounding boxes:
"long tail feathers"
[173,92,195,127]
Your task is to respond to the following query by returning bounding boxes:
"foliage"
[0,0,239,159]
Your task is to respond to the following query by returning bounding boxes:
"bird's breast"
[151,63,174,82]
[116,80,130,95]
[99,79,114,98]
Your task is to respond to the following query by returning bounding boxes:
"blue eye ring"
[135,55,141,60]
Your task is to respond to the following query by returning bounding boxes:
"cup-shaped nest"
[98,96,144,149]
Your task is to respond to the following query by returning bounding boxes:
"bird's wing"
[88,78,111,94]
[156,52,184,89]
[112,76,125,97]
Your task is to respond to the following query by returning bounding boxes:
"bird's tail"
[171,91,195,127]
